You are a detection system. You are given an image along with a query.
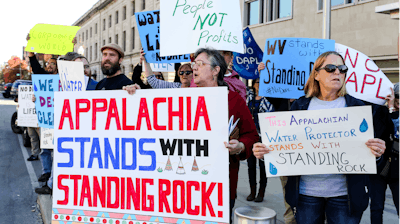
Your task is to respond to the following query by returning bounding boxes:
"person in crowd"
[59,52,98,90]
[96,43,134,90]
[154,71,165,80]
[140,49,193,88]
[131,56,152,89]
[253,51,386,224]
[27,34,58,75]
[125,47,259,223]
[368,83,399,223]
[258,62,296,224]
[26,128,40,161]
[246,78,274,202]
[190,50,247,101]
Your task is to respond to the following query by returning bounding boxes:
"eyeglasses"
[155,75,163,79]
[84,65,90,69]
[46,62,56,66]
[318,64,348,74]
[191,60,211,68]
[179,71,193,75]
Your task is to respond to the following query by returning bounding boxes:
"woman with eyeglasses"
[252,51,386,224]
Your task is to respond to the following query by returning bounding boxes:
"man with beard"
[96,43,133,90]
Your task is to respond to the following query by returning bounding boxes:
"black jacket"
[131,64,151,89]
[29,55,49,74]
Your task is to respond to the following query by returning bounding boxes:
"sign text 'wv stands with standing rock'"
[18,85,38,128]
[160,0,244,56]
[259,38,335,99]
[233,27,263,80]
[258,106,376,177]
[52,88,230,223]
[136,10,190,63]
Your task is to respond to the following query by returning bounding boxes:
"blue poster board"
[135,10,190,63]
[32,75,60,128]
[259,38,335,99]
[233,27,263,80]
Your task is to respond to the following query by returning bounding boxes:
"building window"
[86,30,88,40]
[123,31,126,51]
[115,34,118,44]
[90,27,92,38]
[265,0,292,22]
[103,19,106,30]
[95,43,98,60]
[85,47,88,57]
[90,46,92,61]
[95,23,98,34]
[131,27,135,50]
[142,0,145,10]
[132,1,135,15]
[318,0,353,10]
[246,0,263,25]
[109,15,112,27]
[103,39,105,46]
[82,32,84,41]
[79,34,81,42]
[123,6,127,20]
[109,37,112,43]
[116,11,119,24]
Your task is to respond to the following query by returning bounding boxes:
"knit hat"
[101,43,124,58]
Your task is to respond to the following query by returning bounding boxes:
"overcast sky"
[0,0,99,65]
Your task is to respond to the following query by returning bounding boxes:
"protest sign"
[160,0,244,56]
[40,128,54,149]
[136,10,191,63]
[17,85,38,127]
[335,43,393,105]
[52,88,230,223]
[144,63,175,72]
[259,38,335,99]
[259,106,376,177]
[32,75,61,129]
[25,24,80,55]
[57,60,87,91]
[233,27,263,80]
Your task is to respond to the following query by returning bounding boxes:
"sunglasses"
[155,75,163,78]
[179,71,193,75]
[318,64,348,74]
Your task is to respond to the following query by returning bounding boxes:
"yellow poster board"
[25,24,80,55]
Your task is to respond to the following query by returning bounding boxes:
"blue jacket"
[286,94,370,215]
[86,78,98,91]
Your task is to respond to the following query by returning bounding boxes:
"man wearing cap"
[96,43,133,90]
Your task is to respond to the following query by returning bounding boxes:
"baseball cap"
[101,43,124,58]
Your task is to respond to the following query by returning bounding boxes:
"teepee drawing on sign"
[191,156,199,172]
[176,157,186,175]
[165,156,173,171]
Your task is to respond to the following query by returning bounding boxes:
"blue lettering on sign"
[57,137,74,167]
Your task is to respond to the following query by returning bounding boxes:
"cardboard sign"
[259,106,376,177]
[136,10,191,63]
[144,63,175,72]
[17,85,38,127]
[57,60,87,91]
[40,128,54,149]
[52,88,230,223]
[259,38,335,99]
[160,0,244,56]
[25,24,80,55]
[335,43,393,105]
[233,27,263,80]
[32,75,61,128]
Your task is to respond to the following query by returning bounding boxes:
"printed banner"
[160,0,244,56]
[25,24,80,55]
[17,85,38,127]
[53,88,230,223]
[57,60,87,91]
[259,106,376,177]
[259,38,335,99]
[32,74,61,128]
[136,10,191,63]
[233,27,263,80]
[144,63,175,72]
[335,43,393,105]
[40,128,54,149]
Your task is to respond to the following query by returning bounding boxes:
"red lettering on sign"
[346,72,358,92]
[361,74,376,94]
[194,96,211,131]
[159,179,171,213]
[80,175,92,207]
[187,97,192,131]
[107,177,120,208]
[169,97,184,131]
[92,99,107,130]
[57,175,69,205]
[70,175,82,206]
[187,181,200,215]
[59,99,74,130]
[122,98,135,130]
[173,180,185,214]
[345,48,358,68]
[105,98,121,130]
[153,98,167,130]
[76,99,90,130]
[142,178,154,211]
[201,182,216,217]
[136,98,152,130]
[376,78,386,99]
[93,176,106,207]
[365,59,380,72]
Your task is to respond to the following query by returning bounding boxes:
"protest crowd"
[15,2,399,224]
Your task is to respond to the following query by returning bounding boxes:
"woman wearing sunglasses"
[140,49,193,89]
[252,51,386,224]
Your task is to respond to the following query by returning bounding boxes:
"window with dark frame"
[142,0,145,10]
[95,43,98,60]
[115,34,118,44]
[90,46,92,61]
[90,27,92,38]
[109,15,112,27]
[109,37,112,43]
[86,30,88,40]
[82,32,84,41]
[123,6,127,20]
[103,19,106,30]
[123,31,126,51]
[95,23,97,34]
[131,27,135,50]
[132,1,135,15]
[116,11,119,24]
[103,39,105,46]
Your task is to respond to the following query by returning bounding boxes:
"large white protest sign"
[57,60,86,91]
[40,127,54,149]
[53,88,230,223]
[160,0,244,56]
[335,43,393,105]
[17,85,38,127]
[259,106,376,177]
[143,63,175,72]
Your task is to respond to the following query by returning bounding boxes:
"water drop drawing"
[270,163,278,175]
[34,84,38,92]
[359,118,368,133]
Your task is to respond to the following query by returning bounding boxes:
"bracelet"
[389,107,395,113]
[236,142,244,155]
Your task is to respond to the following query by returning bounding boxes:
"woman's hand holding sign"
[252,143,270,159]
[366,138,386,157]
[123,84,141,95]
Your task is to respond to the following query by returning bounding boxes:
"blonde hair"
[304,51,347,98]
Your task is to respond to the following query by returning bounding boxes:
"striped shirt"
[147,75,182,89]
